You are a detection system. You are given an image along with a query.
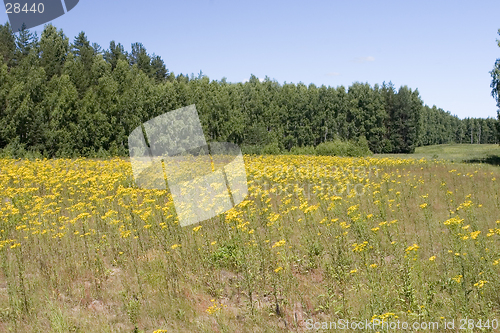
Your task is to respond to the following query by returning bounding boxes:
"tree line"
[0,22,497,158]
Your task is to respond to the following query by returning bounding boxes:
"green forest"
[0,22,498,158]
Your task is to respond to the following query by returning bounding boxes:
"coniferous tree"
[0,23,16,67]
[68,32,95,96]
[41,74,78,156]
[390,86,422,153]
[14,23,38,63]
[4,55,46,149]
[262,78,283,145]
[0,59,11,147]
[104,41,128,71]
[150,54,167,82]
[72,32,93,68]
[92,42,102,55]
[334,86,350,142]
[39,24,69,79]
[347,82,386,153]
[381,81,396,152]
[129,42,151,74]
[316,85,332,143]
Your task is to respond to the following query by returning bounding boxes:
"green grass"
[377,143,500,165]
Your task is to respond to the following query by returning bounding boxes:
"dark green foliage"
[381,83,423,153]
[92,42,102,55]
[348,82,386,152]
[0,23,497,158]
[392,86,422,153]
[14,23,38,62]
[262,142,281,155]
[150,54,167,82]
[40,74,79,157]
[289,145,316,155]
[39,24,69,79]
[315,137,372,157]
[104,41,127,71]
[0,23,16,67]
[128,42,151,74]
[67,32,94,97]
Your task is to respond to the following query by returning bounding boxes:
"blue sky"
[1,0,499,119]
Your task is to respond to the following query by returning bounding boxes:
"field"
[1,151,500,332]
[378,143,500,166]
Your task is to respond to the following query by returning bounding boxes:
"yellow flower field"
[0,155,499,332]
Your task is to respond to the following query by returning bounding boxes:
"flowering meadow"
[0,155,500,332]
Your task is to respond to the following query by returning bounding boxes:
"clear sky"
[1,0,499,119]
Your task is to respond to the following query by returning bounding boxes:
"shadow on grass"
[464,154,500,166]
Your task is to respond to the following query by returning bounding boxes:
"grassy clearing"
[0,154,500,332]
[377,143,500,166]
